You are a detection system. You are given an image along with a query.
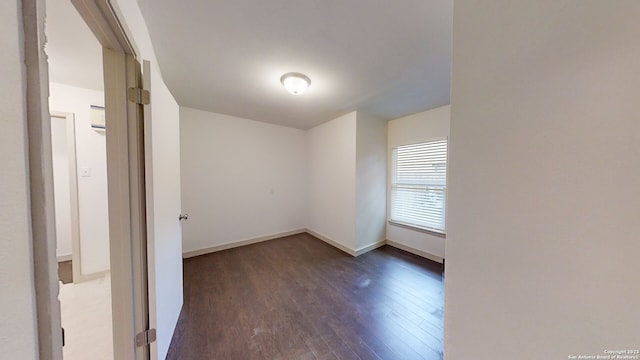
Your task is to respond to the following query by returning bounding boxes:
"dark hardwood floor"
[166,233,444,360]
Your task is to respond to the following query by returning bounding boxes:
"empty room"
[3,1,639,360]
[155,1,451,358]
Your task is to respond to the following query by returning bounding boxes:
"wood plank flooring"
[166,233,444,360]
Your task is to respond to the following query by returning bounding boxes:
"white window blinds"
[390,139,447,233]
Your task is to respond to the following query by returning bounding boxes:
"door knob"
[178,213,188,221]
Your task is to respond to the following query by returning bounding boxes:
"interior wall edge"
[305,228,357,256]
[354,240,386,256]
[22,0,65,358]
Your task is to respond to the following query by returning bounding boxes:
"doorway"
[50,111,79,283]
[25,0,152,358]
[26,0,185,358]
[46,0,113,357]
[50,107,114,358]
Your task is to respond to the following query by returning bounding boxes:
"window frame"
[389,138,448,235]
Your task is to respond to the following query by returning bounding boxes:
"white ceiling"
[44,0,451,129]
[137,0,452,129]
[45,0,103,91]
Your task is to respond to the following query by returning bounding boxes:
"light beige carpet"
[59,273,113,360]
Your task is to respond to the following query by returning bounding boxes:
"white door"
[51,113,74,261]
[142,60,184,360]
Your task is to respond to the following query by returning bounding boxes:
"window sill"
[388,220,446,238]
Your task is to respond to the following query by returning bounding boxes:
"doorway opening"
[26,0,186,357]
[25,0,153,358]
[46,0,112,358]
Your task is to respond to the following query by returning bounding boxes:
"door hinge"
[135,328,157,347]
[128,87,150,105]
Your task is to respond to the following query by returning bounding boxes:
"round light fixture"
[280,72,311,95]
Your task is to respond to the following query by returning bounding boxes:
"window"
[390,139,447,233]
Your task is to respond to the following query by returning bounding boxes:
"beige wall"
[0,0,39,358]
[446,1,640,358]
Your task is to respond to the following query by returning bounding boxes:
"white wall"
[446,1,640,359]
[307,112,357,250]
[181,109,387,257]
[387,105,450,261]
[49,83,110,274]
[0,0,39,357]
[355,112,387,252]
[180,107,308,252]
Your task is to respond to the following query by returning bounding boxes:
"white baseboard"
[304,230,385,257]
[305,229,356,256]
[57,254,72,262]
[182,229,443,263]
[182,229,306,258]
[385,240,444,263]
[355,240,386,256]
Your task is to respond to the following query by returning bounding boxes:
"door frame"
[23,0,150,359]
[50,111,84,282]
[101,47,150,360]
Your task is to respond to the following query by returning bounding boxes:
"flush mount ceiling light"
[280,72,311,95]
